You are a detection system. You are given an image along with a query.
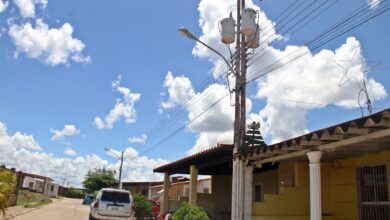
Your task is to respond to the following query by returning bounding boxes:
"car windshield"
[101,191,130,203]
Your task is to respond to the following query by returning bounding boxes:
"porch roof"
[154,144,234,175]
[241,108,390,165]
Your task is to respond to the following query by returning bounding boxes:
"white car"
[89,188,134,220]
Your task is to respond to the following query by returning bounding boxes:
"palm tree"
[0,169,16,218]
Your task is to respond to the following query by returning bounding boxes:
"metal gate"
[357,164,390,220]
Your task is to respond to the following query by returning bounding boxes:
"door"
[357,164,390,219]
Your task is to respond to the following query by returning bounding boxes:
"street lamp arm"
[194,38,235,74]
[104,148,121,160]
[178,27,234,74]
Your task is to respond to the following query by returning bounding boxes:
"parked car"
[89,188,134,220]
[147,198,160,218]
[82,195,95,205]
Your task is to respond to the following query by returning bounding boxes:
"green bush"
[64,187,84,199]
[173,202,209,220]
[0,169,16,217]
[133,193,152,219]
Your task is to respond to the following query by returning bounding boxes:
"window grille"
[357,164,390,220]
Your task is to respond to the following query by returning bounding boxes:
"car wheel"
[89,214,96,220]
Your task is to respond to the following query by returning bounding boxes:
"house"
[21,172,55,196]
[121,181,163,197]
[154,108,390,220]
[151,177,211,201]
[154,144,234,219]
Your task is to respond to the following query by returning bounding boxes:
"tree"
[173,202,209,220]
[0,169,16,217]
[133,193,152,219]
[82,168,118,192]
[64,187,84,199]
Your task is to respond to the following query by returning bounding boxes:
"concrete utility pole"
[118,151,124,189]
[105,148,125,189]
[232,0,259,219]
[179,1,259,218]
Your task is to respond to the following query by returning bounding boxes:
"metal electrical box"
[241,8,257,36]
[221,15,236,44]
[246,24,260,48]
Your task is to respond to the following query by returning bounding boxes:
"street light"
[178,27,235,74]
[104,148,125,189]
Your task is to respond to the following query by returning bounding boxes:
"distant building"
[148,176,211,201]
[0,165,59,200]
[121,181,163,198]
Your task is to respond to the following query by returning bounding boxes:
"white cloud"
[368,0,382,9]
[128,134,147,144]
[0,122,41,151]
[161,72,252,154]
[0,0,9,13]
[8,19,90,66]
[251,37,386,142]
[64,148,77,156]
[0,121,167,187]
[94,75,141,129]
[161,71,195,109]
[50,124,80,141]
[13,0,47,18]
[106,147,167,182]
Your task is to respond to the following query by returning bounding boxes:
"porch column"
[189,165,198,206]
[160,172,170,216]
[307,151,323,220]
[244,165,254,220]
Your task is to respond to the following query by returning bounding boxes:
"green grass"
[17,190,52,208]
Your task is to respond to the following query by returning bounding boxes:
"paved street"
[13,198,90,220]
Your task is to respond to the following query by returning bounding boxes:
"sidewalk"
[3,198,59,220]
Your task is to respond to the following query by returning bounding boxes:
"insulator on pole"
[241,8,257,36]
[245,24,260,48]
[221,13,236,44]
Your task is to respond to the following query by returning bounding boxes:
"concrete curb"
[5,199,60,219]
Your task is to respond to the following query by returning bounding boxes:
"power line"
[140,92,229,156]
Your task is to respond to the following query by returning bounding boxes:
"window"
[203,188,209,194]
[254,184,263,202]
[357,164,390,219]
[185,188,190,197]
[101,192,130,203]
[28,182,34,189]
[50,185,54,192]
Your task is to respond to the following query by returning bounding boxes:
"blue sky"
[0,0,389,186]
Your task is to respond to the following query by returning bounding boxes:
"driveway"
[13,198,90,220]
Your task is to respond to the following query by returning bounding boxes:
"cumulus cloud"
[250,37,386,142]
[64,148,77,156]
[50,124,80,141]
[161,72,252,154]
[8,19,90,66]
[0,121,167,186]
[128,134,147,144]
[0,122,41,151]
[94,75,141,129]
[105,147,167,182]
[161,71,195,109]
[368,0,382,9]
[13,0,47,18]
[0,0,9,13]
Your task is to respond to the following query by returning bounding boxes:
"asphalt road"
[14,198,90,220]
